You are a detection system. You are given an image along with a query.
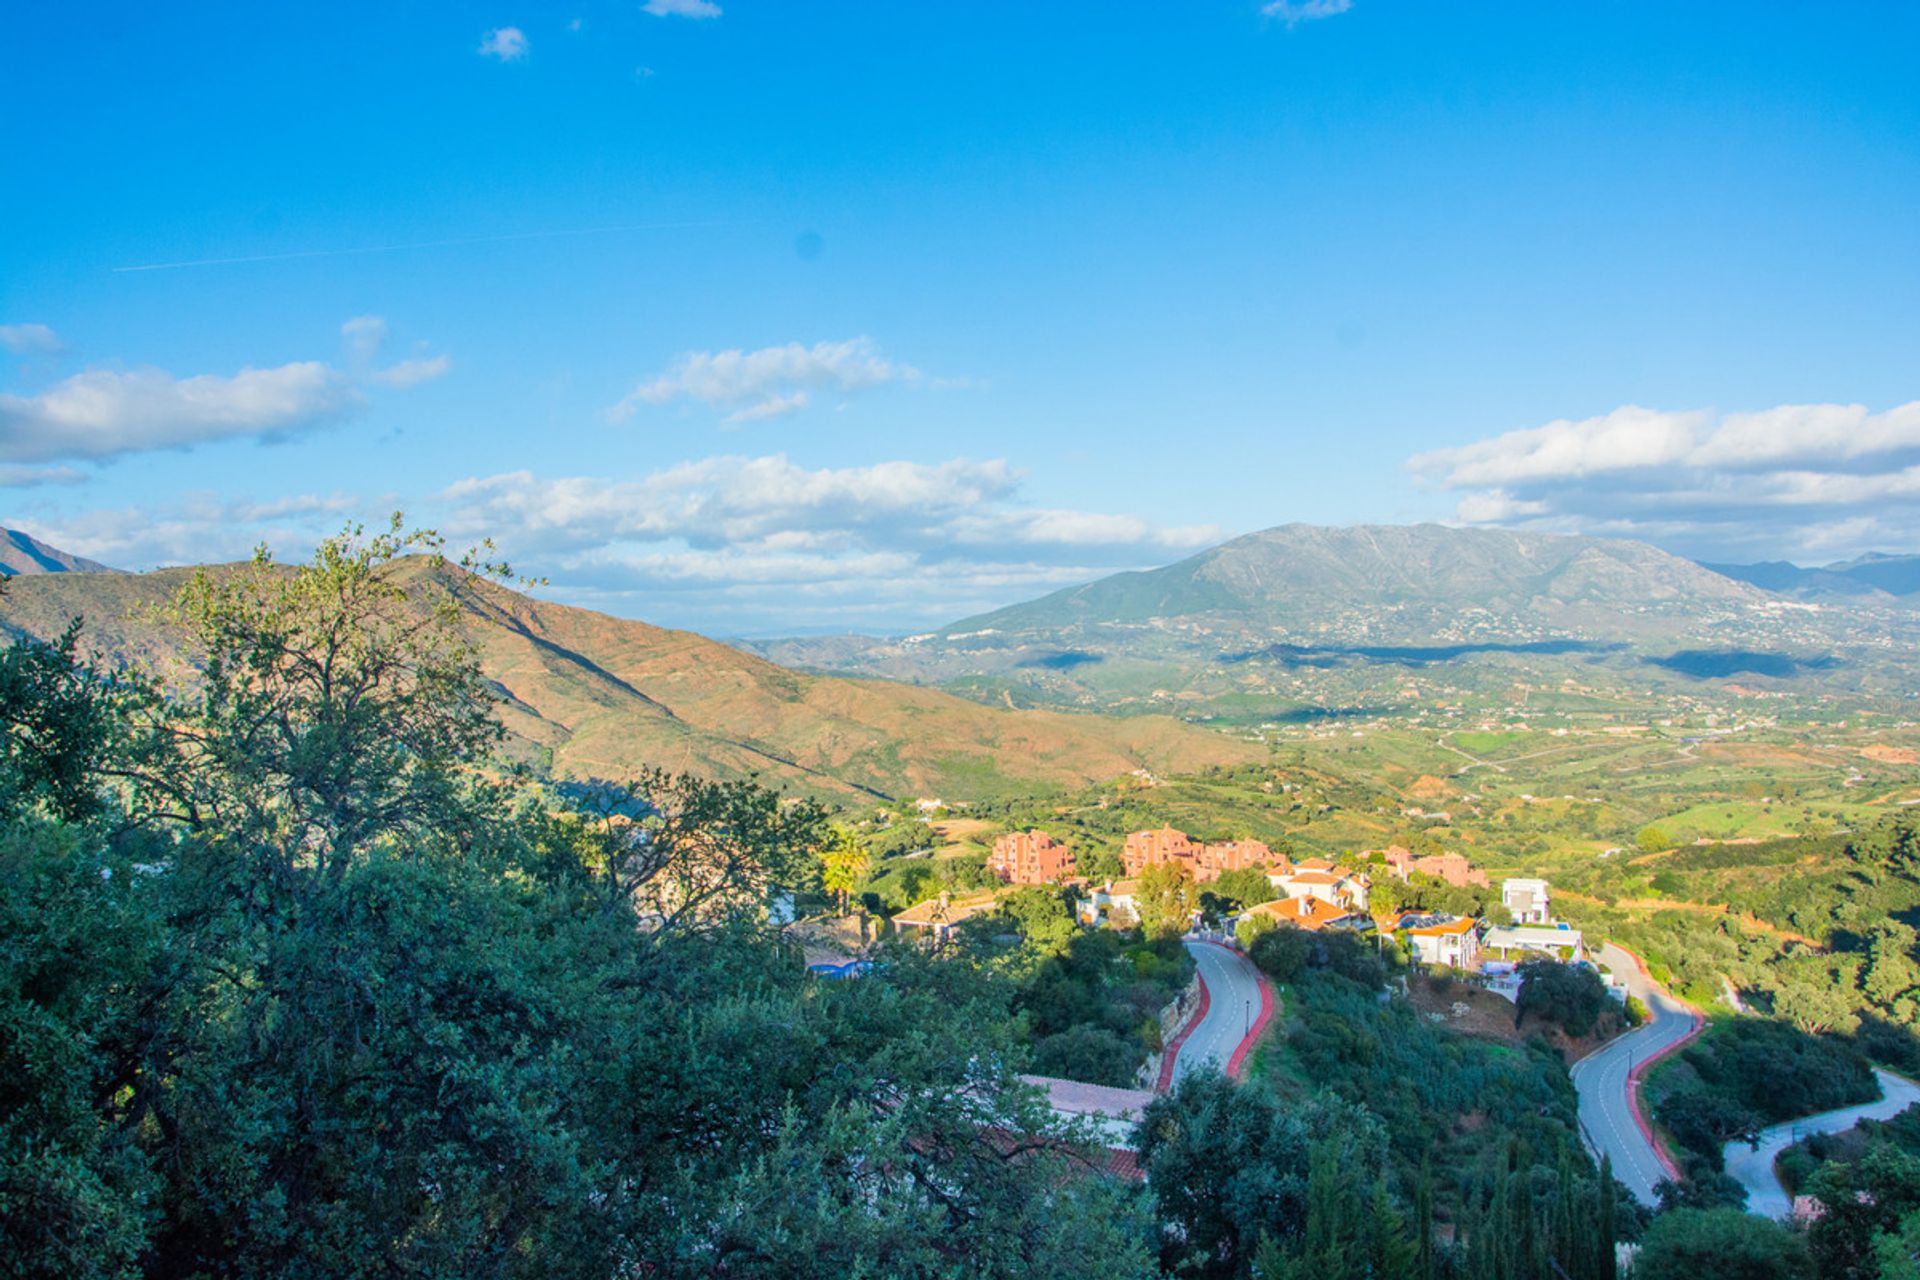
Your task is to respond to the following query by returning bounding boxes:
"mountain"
[748,524,1912,715]
[943,523,1764,643]
[0,527,117,576]
[0,558,1259,802]
[1707,553,1920,600]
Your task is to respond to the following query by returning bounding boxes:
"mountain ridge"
[0,557,1260,802]
[0,527,118,577]
[744,523,1914,714]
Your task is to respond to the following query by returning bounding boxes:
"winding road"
[1168,940,1273,1084]
[1724,1069,1920,1218]
[1569,942,1702,1205]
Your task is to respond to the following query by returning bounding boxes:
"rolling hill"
[0,557,1260,803]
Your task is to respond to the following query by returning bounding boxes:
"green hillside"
[0,558,1261,803]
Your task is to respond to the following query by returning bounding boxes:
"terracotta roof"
[1294,857,1336,872]
[1283,870,1343,885]
[1247,896,1354,931]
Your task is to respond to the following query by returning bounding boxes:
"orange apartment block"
[988,830,1077,885]
[1380,844,1488,888]
[1122,826,1195,876]
[1192,838,1280,882]
[1121,827,1282,882]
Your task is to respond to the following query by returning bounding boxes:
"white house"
[1396,912,1480,969]
[1272,866,1370,913]
[1077,879,1141,928]
[1501,878,1552,925]
[1482,923,1584,963]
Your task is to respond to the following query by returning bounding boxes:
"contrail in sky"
[112,219,753,273]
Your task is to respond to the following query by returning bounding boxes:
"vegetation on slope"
[0,550,1260,805]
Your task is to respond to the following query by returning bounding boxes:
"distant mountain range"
[4,523,1915,798]
[0,527,117,576]
[1703,553,1920,601]
[0,556,1257,802]
[745,524,1920,714]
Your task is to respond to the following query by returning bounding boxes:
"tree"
[1772,952,1866,1035]
[1135,860,1197,938]
[0,818,164,1280]
[1212,867,1277,911]
[1654,1092,1761,1168]
[1237,909,1277,952]
[143,518,508,886]
[1631,1208,1807,1280]
[1638,824,1673,855]
[1135,1069,1314,1278]
[565,769,827,933]
[1864,921,1920,1011]
[1515,956,1610,1037]
[1807,1146,1920,1280]
[1249,925,1312,984]
[818,823,871,914]
[0,622,142,825]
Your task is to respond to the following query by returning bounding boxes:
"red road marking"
[1609,942,1707,1182]
[1156,968,1212,1093]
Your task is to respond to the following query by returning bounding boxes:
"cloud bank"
[434,455,1220,631]
[0,364,363,463]
[1411,400,1920,561]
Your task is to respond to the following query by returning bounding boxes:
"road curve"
[1170,941,1269,1083]
[1725,1069,1920,1218]
[1569,942,1702,1205]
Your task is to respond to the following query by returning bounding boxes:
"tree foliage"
[0,524,1155,1280]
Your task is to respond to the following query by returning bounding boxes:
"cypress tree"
[1597,1153,1617,1280]
[1416,1156,1435,1280]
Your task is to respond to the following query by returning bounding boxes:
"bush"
[1515,957,1610,1037]
[1250,925,1311,984]
[1655,1091,1761,1169]
[1634,1208,1805,1280]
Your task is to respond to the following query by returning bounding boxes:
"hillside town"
[897,826,1598,1003]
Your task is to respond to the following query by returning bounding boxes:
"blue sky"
[4,1,1918,634]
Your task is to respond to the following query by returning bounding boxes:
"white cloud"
[0,464,87,489]
[1263,0,1352,27]
[643,0,721,18]
[436,455,1221,631]
[478,27,529,61]
[341,315,388,363]
[1411,399,1920,562]
[341,315,451,388]
[368,355,453,388]
[0,324,63,356]
[9,492,364,569]
[0,363,363,463]
[608,337,918,424]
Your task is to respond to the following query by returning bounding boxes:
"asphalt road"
[1569,942,1700,1205]
[1724,1068,1920,1218]
[1173,941,1265,1082]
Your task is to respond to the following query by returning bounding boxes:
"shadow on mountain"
[1218,639,1617,668]
[1647,649,1841,679]
[1266,705,1393,724]
[1017,650,1105,670]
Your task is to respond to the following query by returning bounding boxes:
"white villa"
[1482,923,1584,963]
[1501,878,1552,925]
